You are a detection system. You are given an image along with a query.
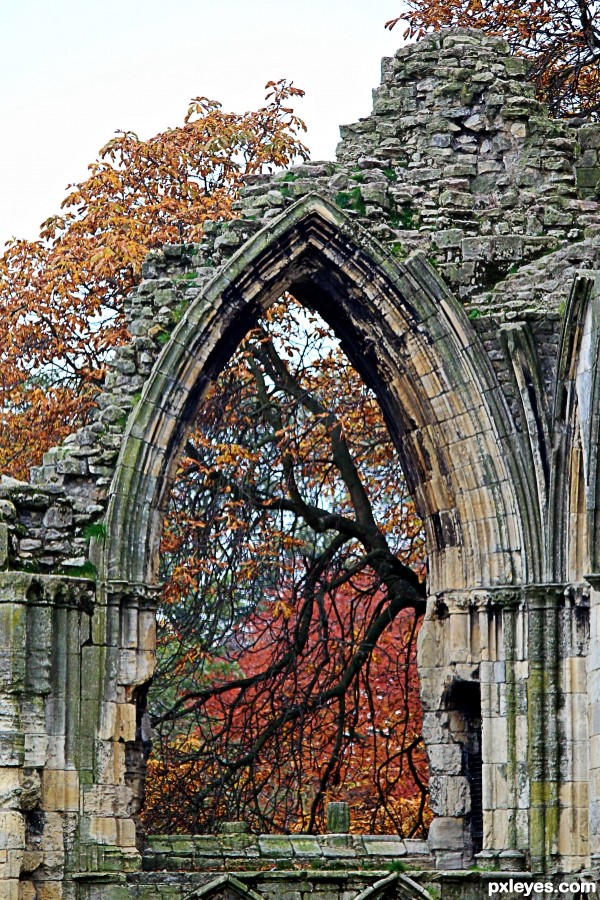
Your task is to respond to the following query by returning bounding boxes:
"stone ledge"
[142,833,433,873]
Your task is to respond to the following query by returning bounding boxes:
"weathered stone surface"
[0,25,599,898]
[327,801,350,833]
[427,817,466,851]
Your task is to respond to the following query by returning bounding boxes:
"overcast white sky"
[0,0,406,249]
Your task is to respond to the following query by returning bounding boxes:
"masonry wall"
[0,27,600,900]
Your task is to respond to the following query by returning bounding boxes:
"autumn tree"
[1,80,430,837]
[142,297,430,837]
[386,0,600,118]
[0,82,307,479]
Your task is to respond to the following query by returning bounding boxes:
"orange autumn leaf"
[0,81,308,479]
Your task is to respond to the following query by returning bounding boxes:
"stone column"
[76,583,156,879]
[585,574,600,869]
[419,591,480,869]
[479,590,528,867]
[0,573,27,900]
[526,586,562,874]
[554,583,590,871]
[420,588,537,870]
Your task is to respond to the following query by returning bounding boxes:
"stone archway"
[3,28,600,898]
[97,193,526,872]
[103,194,523,589]
[183,874,265,900]
[553,274,600,864]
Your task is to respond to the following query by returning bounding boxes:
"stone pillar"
[419,591,480,869]
[526,586,562,874]
[555,583,590,871]
[479,590,530,865]
[0,572,151,896]
[420,588,554,871]
[0,573,27,900]
[0,574,99,899]
[76,583,157,878]
[327,801,350,833]
[586,575,600,868]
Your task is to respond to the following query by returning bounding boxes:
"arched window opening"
[140,295,430,838]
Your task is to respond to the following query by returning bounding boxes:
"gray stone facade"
[1,26,600,900]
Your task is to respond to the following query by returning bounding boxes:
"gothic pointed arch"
[102,192,527,596]
[183,874,264,900]
[353,873,433,900]
[552,273,600,581]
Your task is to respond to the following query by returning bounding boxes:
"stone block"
[0,812,24,849]
[462,238,489,260]
[3,849,22,879]
[191,835,221,856]
[327,801,350,833]
[42,506,73,529]
[422,712,449,745]
[448,612,470,661]
[427,743,463,774]
[485,808,509,850]
[0,604,26,653]
[578,125,600,149]
[95,742,126,790]
[362,836,406,856]
[87,815,118,845]
[567,656,587,694]
[81,645,105,699]
[0,769,21,810]
[220,832,256,852]
[115,702,136,742]
[0,732,24,767]
[404,838,431,856]
[482,716,508,764]
[138,610,156,651]
[20,850,43,874]
[435,850,465,869]
[429,775,470,816]
[290,836,321,857]
[40,812,68,854]
[427,816,465,851]
[0,881,19,900]
[418,632,445,668]
[36,885,64,900]
[18,883,36,900]
[258,836,292,857]
[439,190,474,209]
[83,784,132,817]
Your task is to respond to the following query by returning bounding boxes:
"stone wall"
[1,26,600,900]
[576,126,600,198]
[122,871,431,900]
[142,830,431,873]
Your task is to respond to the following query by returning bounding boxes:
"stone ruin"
[1,26,600,900]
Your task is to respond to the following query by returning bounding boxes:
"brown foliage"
[143,299,430,836]
[0,82,308,478]
[386,0,600,118]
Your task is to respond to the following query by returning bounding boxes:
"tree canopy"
[0,81,308,479]
[143,297,429,836]
[387,0,600,118]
